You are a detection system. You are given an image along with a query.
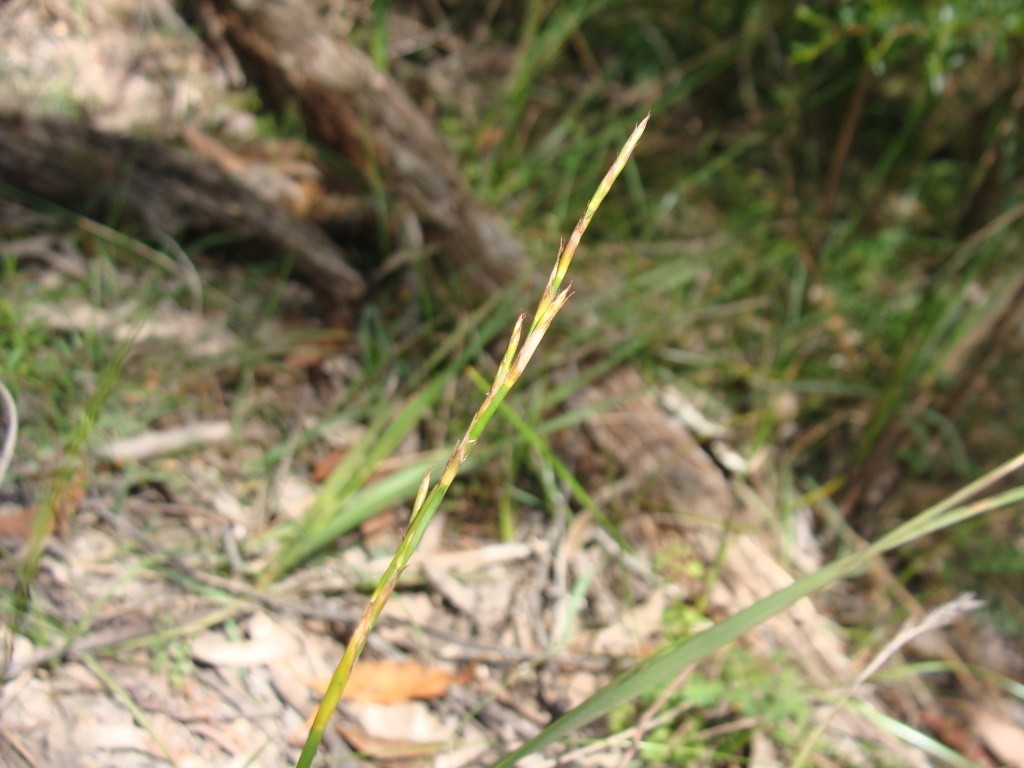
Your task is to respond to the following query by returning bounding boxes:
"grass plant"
[0,264,143,680]
[293,113,649,768]
[259,286,525,580]
[1,224,292,679]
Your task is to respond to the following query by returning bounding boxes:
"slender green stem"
[294,114,650,768]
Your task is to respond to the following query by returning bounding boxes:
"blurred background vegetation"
[402,0,1024,608]
[5,0,1023,636]
[3,0,1024,762]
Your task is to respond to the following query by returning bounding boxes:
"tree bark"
[179,0,526,295]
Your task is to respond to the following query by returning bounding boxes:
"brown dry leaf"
[335,721,441,766]
[360,510,403,555]
[0,466,90,544]
[972,703,1024,766]
[192,614,300,668]
[311,449,347,482]
[0,506,37,542]
[335,659,465,704]
[359,509,399,538]
[26,463,89,540]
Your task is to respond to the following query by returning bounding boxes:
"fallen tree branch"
[179,0,526,294]
[0,109,366,305]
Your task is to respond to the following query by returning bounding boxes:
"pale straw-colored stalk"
[294,114,650,768]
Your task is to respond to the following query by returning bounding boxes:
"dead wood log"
[178,0,526,294]
[579,367,931,768]
[0,109,366,304]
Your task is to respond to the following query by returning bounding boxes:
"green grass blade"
[490,451,1024,767]
[262,384,442,582]
[852,703,989,768]
[294,115,649,768]
[466,366,625,547]
[264,285,525,583]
